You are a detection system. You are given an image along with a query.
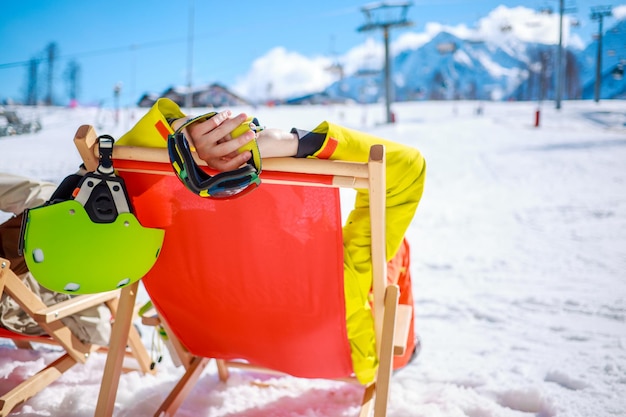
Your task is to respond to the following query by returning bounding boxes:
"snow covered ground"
[1,100,625,416]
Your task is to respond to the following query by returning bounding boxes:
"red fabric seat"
[120,165,354,379]
[0,327,52,342]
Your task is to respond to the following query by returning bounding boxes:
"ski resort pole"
[534,107,541,128]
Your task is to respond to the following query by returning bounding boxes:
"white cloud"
[232,47,334,103]
[341,37,384,75]
[614,5,626,21]
[425,21,476,41]
[391,27,437,52]
[406,5,581,47]
[470,5,582,47]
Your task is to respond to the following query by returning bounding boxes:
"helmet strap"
[72,135,133,223]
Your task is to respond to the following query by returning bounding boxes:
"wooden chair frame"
[72,125,411,417]
[0,258,153,416]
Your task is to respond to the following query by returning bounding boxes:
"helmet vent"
[32,248,44,263]
[116,278,131,288]
[64,283,81,292]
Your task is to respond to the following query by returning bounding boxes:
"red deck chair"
[73,125,413,417]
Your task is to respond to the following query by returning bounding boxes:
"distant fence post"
[534,108,541,128]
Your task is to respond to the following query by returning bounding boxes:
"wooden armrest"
[137,302,161,326]
[34,290,120,323]
[393,304,412,356]
[141,313,161,327]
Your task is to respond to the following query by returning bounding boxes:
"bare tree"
[564,50,582,99]
[44,42,58,106]
[26,58,39,105]
[64,60,81,103]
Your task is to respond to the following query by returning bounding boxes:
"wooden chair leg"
[359,383,376,417]
[11,339,34,349]
[105,296,154,375]
[154,356,210,417]
[95,282,140,417]
[0,354,77,417]
[216,359,230,382]
[372,285,399,417]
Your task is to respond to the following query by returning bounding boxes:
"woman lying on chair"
[118,98,426,382]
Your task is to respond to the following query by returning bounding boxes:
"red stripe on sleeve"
[316,137,338,160]
[155,120,170,140]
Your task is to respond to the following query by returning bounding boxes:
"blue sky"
[0,0,622,106]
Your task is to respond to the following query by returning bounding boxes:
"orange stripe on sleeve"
[316,137,338,160]
[155,120,171,140]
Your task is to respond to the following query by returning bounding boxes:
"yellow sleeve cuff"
[117,98,186,148]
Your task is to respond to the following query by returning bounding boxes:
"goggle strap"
[174,112,218,135]
[168,133,260,199]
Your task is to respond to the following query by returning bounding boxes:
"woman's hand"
[179,110,256,171]
[173,111,299,169]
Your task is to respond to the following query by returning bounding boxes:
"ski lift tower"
[554,0,577,110]
[358,1,414,124]
[590,6,613,103]
[555,0,564,110]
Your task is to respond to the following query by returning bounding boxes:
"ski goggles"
[167,113,263,199]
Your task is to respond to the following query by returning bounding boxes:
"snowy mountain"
[316,18,625,104]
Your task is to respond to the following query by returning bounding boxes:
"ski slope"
[1,99,625,416]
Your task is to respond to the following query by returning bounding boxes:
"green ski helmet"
[20,135,164,294]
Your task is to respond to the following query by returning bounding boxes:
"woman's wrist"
[256,129,298,158]
[168,117,191,132]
